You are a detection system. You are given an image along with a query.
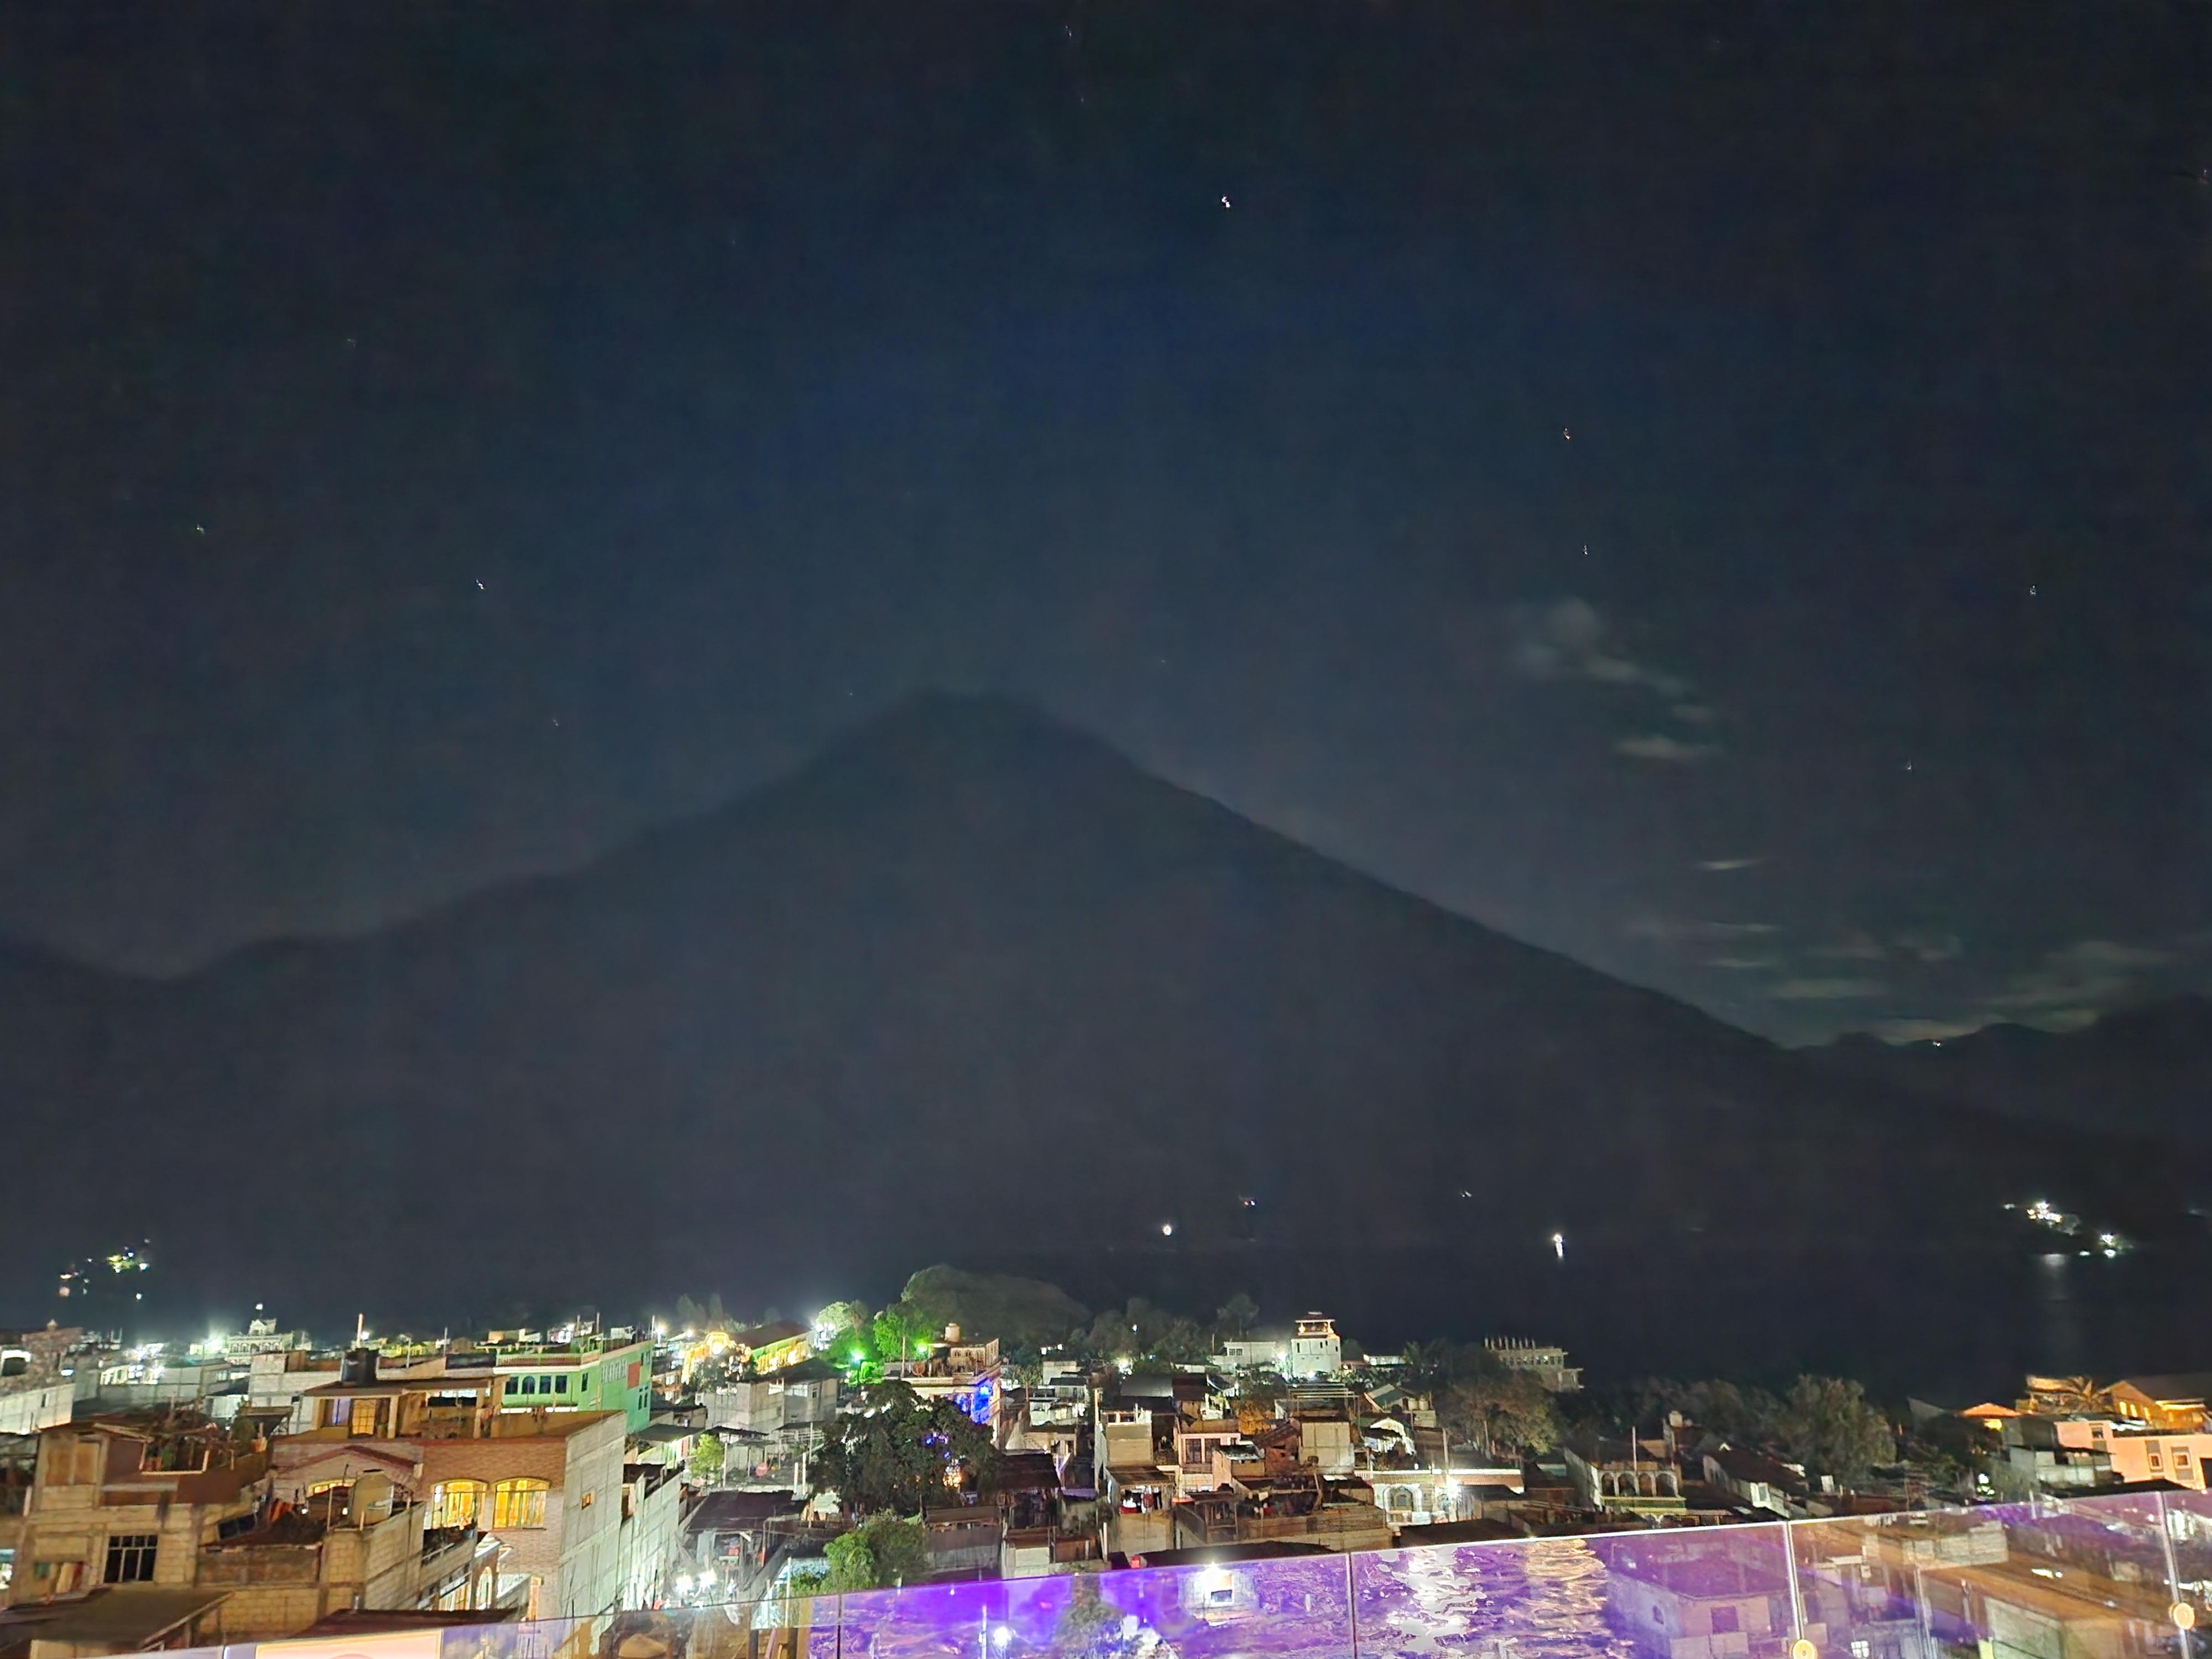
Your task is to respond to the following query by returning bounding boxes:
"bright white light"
[992,1627,1013,1650]
[1551,1232,1566,1260]
[1160,1222,1174,1237]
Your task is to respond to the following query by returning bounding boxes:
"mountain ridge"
[1,692,2192,1330]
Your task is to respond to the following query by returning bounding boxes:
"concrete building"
[3,1418,265,1606]
[491,1340,652,1434]
[1287,1316,1343,1380]
[269,1358,634,1620]
[614,1462,683,1610]
[0,1331,80,1438]
[2104,1430,2212,1489]
[1484,1338,1583,1392]
[246,1350,342,1435]
[416,1412,625,1620]
[1606,1548,1790,1659]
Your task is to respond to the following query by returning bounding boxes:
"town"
[5,1267,2212,1659]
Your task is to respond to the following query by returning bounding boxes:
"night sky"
[4,2,2208,1045]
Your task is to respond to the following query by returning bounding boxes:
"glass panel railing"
[123,1490,2212,1659]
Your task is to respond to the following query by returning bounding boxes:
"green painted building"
[492,1338,653,1433]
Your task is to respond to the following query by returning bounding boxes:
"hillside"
[1,694,2189,1324]
[1818,999,2212,1145]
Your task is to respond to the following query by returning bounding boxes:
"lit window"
[104,1534,158,1584]
[430,1480,487,1528]
[492,1478,549,1528]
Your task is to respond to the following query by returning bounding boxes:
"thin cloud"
[1874,1017,1987,1043]
[1626,915,1782,944]
[1985,937,2176,1020]
[1893,930,1964,963]
[1697,857,1762,872]
[1617,734,1721,764]
[1809,931,1888,963]
[1672,703,1718,724]
[1511,598,1694,702]
[1705,955,1779,971]
[1768,977,1887,1000]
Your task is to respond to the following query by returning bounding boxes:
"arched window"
[429,1479,487,1528]
[515,1376,534,1396]
[492,1477,549,1528]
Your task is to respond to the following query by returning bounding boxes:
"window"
[104,1533,158,1584]
[307,1479,347,1496]
[430,1479,487,1528]
[492,1478,549,1528]
[555,1376,568,1395]
[538,1374,553,1393]
[515,1376,534,1396]
[51,1436,102,1485]
[1851,1643,1872,1658]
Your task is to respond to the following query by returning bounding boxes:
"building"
[1606,1547,1790,1659]
[1212,1338,1288,1375]
[270,1357,632,1621]
[0,1331,80,1438]
[491,1340,652,1434]
[2102,1375,2212,1432]
[1563,1443,1687,1517]
[1484,1338,1583,1393]
[192,1481,506,1633]
[2103,1430,2212,1489]
[415,1414,627,1622]
[246,1351,342,1435]
[3,1417,265,1606]
[726,1324,812,1374]
[614,1463,683,1610]
[1287,1317,1342,1381]
[1703,1447,1807,1516]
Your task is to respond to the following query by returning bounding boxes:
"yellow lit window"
[429,1479,487,1528]
[492,1477,549,1528]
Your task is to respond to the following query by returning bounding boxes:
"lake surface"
[989,1234,2212,1402]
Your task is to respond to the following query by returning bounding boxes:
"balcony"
[128,1488,2212,1659]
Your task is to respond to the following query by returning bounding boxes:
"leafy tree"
[811,1382,1002,1515]
[870,1306,933,1369]
[896,1266,1091,1349]
[1214,1293,1260,1339]
[1433,1354,1559,1458]
[1776,1376,1895,1485]
[813,1301,872,1344]
[687,1432,725,1483]
[1052,1572,1128,1658]
[822,1515,931,1590]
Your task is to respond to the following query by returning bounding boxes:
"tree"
[1435,1355,1558,1458]
[811,1382,1003,1515]
[870,1306,933,1370]
[1777,1376,1895,1485]
[1214,1293,1260,1339]
[895,1266,1090,1350]
[813,1301,871,1344]
[822,1515,930,1591]
[687,1432,725,1484]
[1051,1572,1128,1658]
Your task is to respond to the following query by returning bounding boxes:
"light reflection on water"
[1357,1536,1635,1659]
